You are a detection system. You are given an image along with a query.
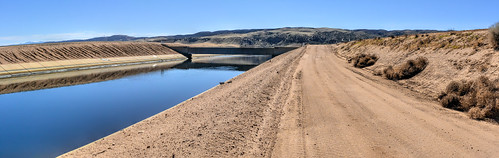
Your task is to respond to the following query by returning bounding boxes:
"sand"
[60,45,499,157]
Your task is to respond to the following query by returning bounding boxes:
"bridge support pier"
[183,53,192,60]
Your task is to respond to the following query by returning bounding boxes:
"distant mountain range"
[51,27,441,47]
[56,35,143,43]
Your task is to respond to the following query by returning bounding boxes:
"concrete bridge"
[162,44,299,59]
[173,62,258,71]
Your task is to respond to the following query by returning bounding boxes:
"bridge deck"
[162,44,299,59]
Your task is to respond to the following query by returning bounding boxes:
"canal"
[0,55,271,157]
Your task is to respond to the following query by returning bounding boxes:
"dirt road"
[272,45,499,157]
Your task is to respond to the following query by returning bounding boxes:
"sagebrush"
[382,57,428,80]
[438,76,499,120]
[489,22,499,50]
[349,54,378,68]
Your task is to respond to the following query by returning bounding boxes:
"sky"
[0,0,498,46]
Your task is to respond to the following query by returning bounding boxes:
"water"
[0,55,270,158]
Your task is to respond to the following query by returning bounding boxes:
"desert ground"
[60,43,499,157]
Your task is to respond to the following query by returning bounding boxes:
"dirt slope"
[331,29,498,98]
[0,42,177,64]
[272,45,499,157]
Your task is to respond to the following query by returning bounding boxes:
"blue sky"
[1,0,498,45]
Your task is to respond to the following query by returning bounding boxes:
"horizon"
[0,27,455,47]
[1,0,498,46]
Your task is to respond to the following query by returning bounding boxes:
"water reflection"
[174,55,270,71]
[0,55,271,95]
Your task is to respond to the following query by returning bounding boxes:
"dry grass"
[344,30,489,51]
[349,54,378,68]
[489,22,499,50]
[382,57,428,80]
[439,76,499,120]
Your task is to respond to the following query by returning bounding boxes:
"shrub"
[446,80,473,96]
[382,57,428,80]
[350,54,378,68]
[469,107,485,120]
[489,22,499,50]
[441,94,460,109]
[445,81,460,94]
[438,76,499,120]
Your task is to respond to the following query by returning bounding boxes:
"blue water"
[0,56,269,157]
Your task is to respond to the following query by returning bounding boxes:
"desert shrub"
[445,81,460,93]
[441,94,460,109]
[469,107,485,120]
[383,66,398,80]
[445,80,473,96]
[382,57,428,80]
[438,76,499,120]
[489,22,499,50]
[350,54,378,68]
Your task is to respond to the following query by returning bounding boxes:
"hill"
[55,35,142,43]
[56,27,440,47]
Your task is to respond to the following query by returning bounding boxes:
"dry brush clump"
[438,76,499,120]
[382,57,428,80]
[489,22,499,50]
[349,54,378,68]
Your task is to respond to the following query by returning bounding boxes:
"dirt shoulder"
[60,47,306,157]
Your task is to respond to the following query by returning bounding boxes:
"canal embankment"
[0,42,186,78]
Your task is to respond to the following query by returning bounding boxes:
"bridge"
[162,44,299,59]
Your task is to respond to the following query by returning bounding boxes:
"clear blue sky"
[1,0,498,45]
